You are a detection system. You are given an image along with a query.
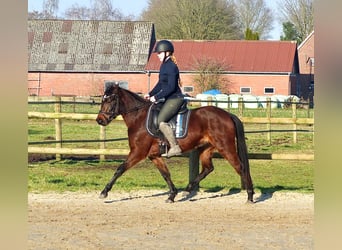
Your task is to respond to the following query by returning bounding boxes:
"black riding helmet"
[153,40,174,53]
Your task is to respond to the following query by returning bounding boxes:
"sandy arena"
[28,190,313,249]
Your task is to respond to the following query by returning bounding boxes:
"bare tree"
[63,0,134,20]
[278,0,314,43]
[28,0,135,20]
[141,0,241,40]
[28,10,47,19]
[28,0,59,19]
[63,4,92,20]
[90,0,125,20]
[193,58,230,93]
[234,0,274,39]
[43,0,59,18]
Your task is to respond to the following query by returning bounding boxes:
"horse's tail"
[230,113,250,179]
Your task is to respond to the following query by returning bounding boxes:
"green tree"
[278,0,314,43]
[280,21,299,42]
[245,28,260,40]
[141,0,241,39]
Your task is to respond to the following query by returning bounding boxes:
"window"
[183,86,194,93]
[240,87,251,94]
[104,80,128,90]
[118,81,128,89]
[264,87,275,94]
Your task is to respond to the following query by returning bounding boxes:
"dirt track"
[28,190,313,250]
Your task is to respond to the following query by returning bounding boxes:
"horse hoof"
[99,192,108,199]
[246,199,254,204]
[165,198,174,203]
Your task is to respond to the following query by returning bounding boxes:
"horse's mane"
[120,87,149,105]
[104,82,148,104]
[115,85,150,114]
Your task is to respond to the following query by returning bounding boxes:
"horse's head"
[96,82,121,126]
[96,82,150,126]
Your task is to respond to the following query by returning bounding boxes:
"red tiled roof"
[145,40,298,73]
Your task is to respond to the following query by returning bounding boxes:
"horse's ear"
[104,81,118,92]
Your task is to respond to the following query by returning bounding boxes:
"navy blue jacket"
[149,58,183,101]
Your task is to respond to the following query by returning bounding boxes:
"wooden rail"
[29,96,314,189]
[27,146,314,161]
[28,147,129,156]
[28,96,314,160]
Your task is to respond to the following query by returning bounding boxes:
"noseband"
[99,93,120,118]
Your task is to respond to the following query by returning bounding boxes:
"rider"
[145,40,184,157]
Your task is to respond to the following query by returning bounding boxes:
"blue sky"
[28,0,149,17]
[28,0,282,40]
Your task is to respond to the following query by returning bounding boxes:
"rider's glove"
[150,96,156,103]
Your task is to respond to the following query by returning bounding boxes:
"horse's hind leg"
[184,146,215,193]
[150,156,178,203]
[219,149,254,203]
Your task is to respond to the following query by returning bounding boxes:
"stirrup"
[162,145,182,158]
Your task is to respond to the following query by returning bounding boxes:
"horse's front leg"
[99,162,127,198]
[150,156,178,203]
[99,149,146,198]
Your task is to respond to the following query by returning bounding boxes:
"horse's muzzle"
[96,113,109,126]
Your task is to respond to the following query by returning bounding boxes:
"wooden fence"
[28,96,314,161]
[29,96,314,188]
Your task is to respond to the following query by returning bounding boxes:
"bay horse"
[96,83,254,203]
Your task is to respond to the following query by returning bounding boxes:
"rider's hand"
[150,96,156,103]
[144,94,150,100]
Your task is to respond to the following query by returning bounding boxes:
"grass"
[28,119,314,154]
[28,157,313,194]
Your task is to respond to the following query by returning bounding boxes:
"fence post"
[189,150,199,191]
[312,111,315,146]
[227,96,230,112]
[292,102,297,143]
[54,96,62,161]
[266,97,271,145]
[238,97,243,117]
[99,126,106,161]
[72,96,76,113]
[207,96,213,106]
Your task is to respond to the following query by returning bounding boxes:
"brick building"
[28,19,156,96]
[28,19,309,99]
[146,40,299,97]
[298,31,314,104]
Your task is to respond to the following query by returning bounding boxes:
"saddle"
[145,100,191,139]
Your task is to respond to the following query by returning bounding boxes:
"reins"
[100,92,150,117]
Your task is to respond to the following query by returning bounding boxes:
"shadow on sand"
[103,185,299,204]
[103,191,170,204]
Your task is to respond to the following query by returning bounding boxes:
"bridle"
[98,93,120,119]
[99,92,150,118]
